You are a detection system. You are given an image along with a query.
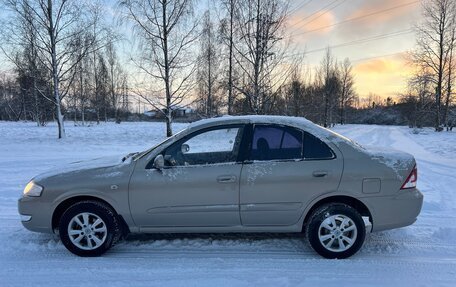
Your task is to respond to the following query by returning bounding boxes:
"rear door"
[239,124,343,226]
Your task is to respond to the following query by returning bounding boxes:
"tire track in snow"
[1,122,455,287]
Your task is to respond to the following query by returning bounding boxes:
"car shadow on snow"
[6,227,409,258]
[120,232,312,254]
[125,231,417,258]
[120,232,404,257]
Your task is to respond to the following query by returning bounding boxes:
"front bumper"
[18,196,53,233]
[367,188,423,232]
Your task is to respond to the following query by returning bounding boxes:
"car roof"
[186,115,360,147]
[188,115,315,130]
[184,116,364,156]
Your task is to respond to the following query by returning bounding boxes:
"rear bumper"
[367,188,423,232]
[18,196,53,233]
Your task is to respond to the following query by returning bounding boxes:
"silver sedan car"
[18,116,423,258]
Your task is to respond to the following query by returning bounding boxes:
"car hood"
[33,155,133,182]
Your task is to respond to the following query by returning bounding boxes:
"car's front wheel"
[59,200,121,256]
[306,203,366,259]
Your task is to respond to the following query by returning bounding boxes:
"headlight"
[23,181,43,197]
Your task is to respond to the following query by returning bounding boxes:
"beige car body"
[18,116,423,237]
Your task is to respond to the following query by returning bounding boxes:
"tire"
[59,200,121,257]
[306,203,366,259]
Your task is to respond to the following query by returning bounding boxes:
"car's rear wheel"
[59,200,120,257]
[306,203,365,259]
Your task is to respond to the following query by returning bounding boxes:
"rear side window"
[250,125,303,161]
[303,132,334,159]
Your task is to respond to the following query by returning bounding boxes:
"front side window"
[163,126,243,166]
[249,125,303,161]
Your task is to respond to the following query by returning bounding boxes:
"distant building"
[143,110,157,117]
[144,105,195,119]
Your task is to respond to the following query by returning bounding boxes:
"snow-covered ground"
[0,121,455,286]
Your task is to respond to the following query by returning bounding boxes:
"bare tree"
[0,74,23,121]
[92,53,109,123]
[1,0,49,125]
[285,70,304,117]
[196,10,223,117]
[2,0,103,138]
[16,45,53,125]
[338,58,355,125]
[282,57,308,117]
[402,67,435,127]
[413,0,456,131]
[234,0,290,114]
[219,0,238,114]
[119,0,198,136]
[317,48,340,127]
[87,10,116,125]
[70,33,93,126]
[443,23,456,128]
[105,40,125,123]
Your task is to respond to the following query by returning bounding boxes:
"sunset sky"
[286,0,421,100]
[115,0,422,102]
[0,0,422,103]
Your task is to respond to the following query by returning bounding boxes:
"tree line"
[404,0,456,131]
[0,0,130,137]
[0,0,455,138]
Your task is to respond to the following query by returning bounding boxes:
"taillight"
[401,165,417,189]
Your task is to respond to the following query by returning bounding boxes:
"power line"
[305,52,408,69]
[290,0,348,34]
[288,0,341,30]
[289,0,420,37]
[306,29,413,54]
[287,28,414,58]
[288,0,314,16]
[351,52,407,63]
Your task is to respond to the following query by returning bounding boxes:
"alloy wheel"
[317,214,358,252]
[67,212,107,250]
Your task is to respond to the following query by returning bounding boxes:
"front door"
[129,125,245,228]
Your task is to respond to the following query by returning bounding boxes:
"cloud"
[354,53,412,73]
[352,54,413,98]
[355,59,397,74]
[286,1,419,99]
[288,10,337,35]
[288,0,420,44]
[348,0,420,26]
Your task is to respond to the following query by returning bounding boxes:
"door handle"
[312,171,328,178]
[217,175,237,183]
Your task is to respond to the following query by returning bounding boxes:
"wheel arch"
[302,195,372,232]
[52,195,130,235]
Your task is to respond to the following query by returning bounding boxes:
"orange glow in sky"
[287,0,421,99]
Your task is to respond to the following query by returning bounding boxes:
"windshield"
[132,128,187,161]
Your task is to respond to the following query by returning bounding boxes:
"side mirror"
[181,143,190,154]
[153,154,165,169]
